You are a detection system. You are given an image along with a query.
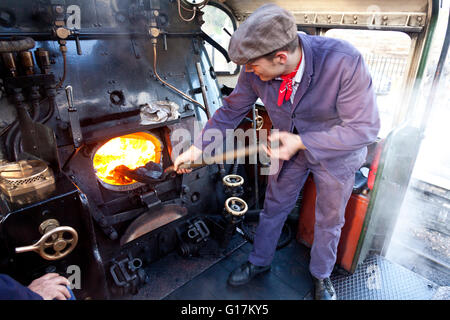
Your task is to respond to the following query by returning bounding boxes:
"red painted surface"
[296,175,370,273]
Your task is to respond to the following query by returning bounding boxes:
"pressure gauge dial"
[182,0,207,7]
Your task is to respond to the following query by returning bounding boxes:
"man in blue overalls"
[175,4,380,300]
[0,273,74,300]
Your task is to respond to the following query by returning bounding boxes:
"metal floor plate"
[127,234,248,300]
[331,255,439,300]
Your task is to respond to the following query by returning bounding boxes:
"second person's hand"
[27,273,71,300]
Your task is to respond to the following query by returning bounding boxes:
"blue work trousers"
[248,151,355,279]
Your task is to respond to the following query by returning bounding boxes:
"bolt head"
[55,6,64,14]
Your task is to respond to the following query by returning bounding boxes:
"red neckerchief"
[277,55,302,107]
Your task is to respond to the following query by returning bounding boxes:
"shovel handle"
[171,144,263,173]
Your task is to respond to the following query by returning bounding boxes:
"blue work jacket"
[197,32,380,181]
[0,274,42,300]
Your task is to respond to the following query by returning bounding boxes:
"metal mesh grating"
[331,255,439,300]
[2,174,47,186]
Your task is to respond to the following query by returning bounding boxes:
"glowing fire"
[93,132,162,185]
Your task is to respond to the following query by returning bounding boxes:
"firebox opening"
[92,132,163,187]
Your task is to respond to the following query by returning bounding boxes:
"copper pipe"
[55,50,67,88]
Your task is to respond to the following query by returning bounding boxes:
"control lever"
[55,27,82,55]
[73,31,82,55]
[65,85,83,148]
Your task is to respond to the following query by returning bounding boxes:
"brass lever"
[15,225,78,261]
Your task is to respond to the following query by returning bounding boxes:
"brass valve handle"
[15,226,78,261]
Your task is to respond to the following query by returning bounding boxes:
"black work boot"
[312,277,337,300]
[227,261,271,287]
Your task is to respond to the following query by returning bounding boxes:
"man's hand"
[263,131,306,160]
[173,145,202,174]
[28,273,71,300]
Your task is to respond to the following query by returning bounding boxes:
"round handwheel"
[223,174,244,187]
[16,226,78,261]
[225,197,248,216]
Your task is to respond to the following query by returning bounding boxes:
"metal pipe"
[9,89,26,161]
[0,36,35,52]
[12,130,22,160]
[0,32,205,40]
[151,43,208,115]
[194,62,212,119]
[4,121,19,160]
[252,105,260,210]
[193,62,225,175]
[40,85,57,124]
[13,84,41,160]
[55,50,67,89]
[1,52,19,160]
[419,10,450,133]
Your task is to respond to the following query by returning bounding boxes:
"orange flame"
[93,133,161,185]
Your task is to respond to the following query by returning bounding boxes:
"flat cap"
[228,4,298,65]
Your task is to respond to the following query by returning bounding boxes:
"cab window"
[201,4,238,75]
[325,29,412,138]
